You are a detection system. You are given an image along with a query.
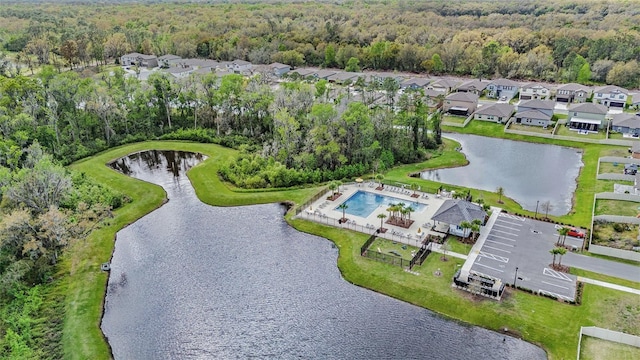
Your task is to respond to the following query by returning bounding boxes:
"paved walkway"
[577,277,640,295]
[563,252,640,283]
[430,243,468,260]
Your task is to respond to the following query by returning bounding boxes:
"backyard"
[442,114,468,125]
[594,199,640,217]
[579,336,640,360]
[508,122,556,134]
[597,162,627,175]
[591,221,640,250]
[555,125,607,139]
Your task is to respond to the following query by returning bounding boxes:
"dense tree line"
[1,0,639,87]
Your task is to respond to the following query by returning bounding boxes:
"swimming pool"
[337,190,428,218]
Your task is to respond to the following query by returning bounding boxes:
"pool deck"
[298,182,451,248]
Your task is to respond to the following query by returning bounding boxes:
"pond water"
[421,133,583,215]
[101,150,547,359]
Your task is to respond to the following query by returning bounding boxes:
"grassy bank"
[57,140,639,360]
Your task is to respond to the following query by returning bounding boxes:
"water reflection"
[102,150,547,359]
[422,133,583,215]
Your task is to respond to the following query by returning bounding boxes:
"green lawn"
[509,122,555,134]
[556,125,607,139]
[445,236,472,255]
[594,199,640,217]
[598,162,626,175]
[595,179,634,193]
[580,336,640,360]
[368,237,417,260]
[442,114,468,125]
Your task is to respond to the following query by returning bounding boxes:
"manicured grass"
[580,336,640,360]
[509,123,555,134]
[445,236,472,255]
[570,267,640,290]
[595,179,634,193]
[597,162,626,175]
[368,238,417,260]
[442,114,468,125]
[594,199,640,217]
[556,125,607,139]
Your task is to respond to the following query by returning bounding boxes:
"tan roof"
[570,102,608,115]
[474,103,515,117]
[445,92,479,102]
[518,99,555,110]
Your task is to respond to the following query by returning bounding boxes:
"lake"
[101,150,547,359]
[422,133,583,215]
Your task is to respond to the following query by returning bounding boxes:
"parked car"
[567,228,585,238]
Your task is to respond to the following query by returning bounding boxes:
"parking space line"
[479,251,509,263]
[483,245,511,253]
[474,262,504,273]
[485,239,514,247]
[492,229,519,237]
[539,289,573,301]
[543,268,573,282]
[495,219,523,227]
[541,281,569,290]
[489,234,516,242]
[499,213,526,221]
[493,223,522,232]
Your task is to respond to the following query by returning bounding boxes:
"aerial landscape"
[0,0,640,359]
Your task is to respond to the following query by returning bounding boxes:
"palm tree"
[459,221,472,239]
[550,248,558,267]
[337,203,348,221]
[377,213,387,231]
[375,173,384,188]
[470,219,482,241]
[329,181,338,196]
[496,186,504,204]
[556,227,569,246]
[386,203,396,221]
[405,205,415,224]
[410,183,419,196]
[556,247,568,267]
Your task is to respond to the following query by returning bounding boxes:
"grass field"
[445,236,472,255]
[594,199,640,217]
[556,125,607,139]
[591,222,640,250]
[509,123,555,134]
[580,336,640,360]
[597,162,626,175]
[368,237,417,260]
[442,114,468,125]
[595,179,634,193]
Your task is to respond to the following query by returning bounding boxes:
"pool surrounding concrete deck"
[299,182,450,247]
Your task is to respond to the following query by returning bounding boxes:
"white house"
[519,83,551,100]
[120,53,158,68]
[486,78,520,100]
[593,85,629,108]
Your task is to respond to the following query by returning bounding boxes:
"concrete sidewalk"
[430,243,468,260]
[578,277,640,295]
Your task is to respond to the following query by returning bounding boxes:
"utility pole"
[514,267,519,288]
[534,201,539,219]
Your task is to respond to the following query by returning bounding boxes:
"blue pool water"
[337,190,427,218]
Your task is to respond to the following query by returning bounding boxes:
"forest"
[1,0,640,358]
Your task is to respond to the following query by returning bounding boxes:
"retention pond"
[421,133,583,215]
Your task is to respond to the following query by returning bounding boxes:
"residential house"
[163,66,194,79]
[158,54,181,68]
[327,72,361,84]
[519,83,551,100]
[611,113,640,137]
[428,79,460,93]
[178,59,220,71]
[288,68,315,78]
[269,62,291,77]
[555,83,591,104]
[593,85,629,108]
[630,93,640,110]
[632,142,640,159]
[312,69,337,80]
[455,79,489,95]
[365,72,404,87]
[443,92,479,116]
[120,53,158,68]
[228,59,253,73]
[400,78,430,90]
[513,99,555,127]
[423,89,445,107]
[486,78,520,100]
[473,103,515,123]
[431,199,487,238]
[567,102,608,131]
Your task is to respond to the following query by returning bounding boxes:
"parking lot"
[469,213,578,301]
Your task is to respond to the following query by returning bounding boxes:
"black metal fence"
[360,235,433,270]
